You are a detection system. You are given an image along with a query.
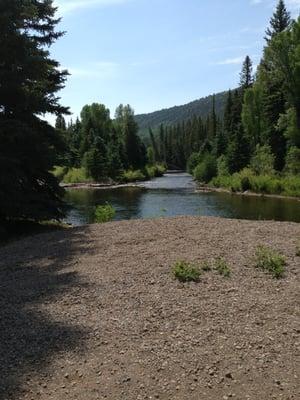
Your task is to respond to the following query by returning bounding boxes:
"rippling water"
[64,173,300,226]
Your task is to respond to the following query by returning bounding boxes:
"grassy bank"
[210,169,300,198]
[52,164,166,185]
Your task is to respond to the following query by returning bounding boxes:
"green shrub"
[250,144,275,175]
[254,245,286,279]
[172,261,201,282]
[193,154,217,183]
[214,258,231,277]
[146,164,166,178]
[94,204,116,223]
[63,167,93,184]
[285,146,300,175]
[201,261,212,271]
[52,165,68,182]
[217,155,230,177]
[187,152,202,174]
[121,169,146,182]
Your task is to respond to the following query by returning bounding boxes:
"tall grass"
[211,169,300,197]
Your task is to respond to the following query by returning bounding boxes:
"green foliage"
[187,152,202,174]
[94,204,116,223]
[147,147,155,166]
[0,0,68,222]
[226,125,251,174]
[116,104,147,169]
[250,144,275,175]
[63,168,92,184]
[193,154,217,183]
[136,92,228,139]
[240,56,253,89]
[83,147,107,180]
[214,258,231,277]
[265,0,291,42]
[217,155,230,176]
[52,166,69,182]
[277,108,300,147]
[242,85,265,149]
[254,245,286,279]
[211,168,300,197]
[121,169,146,182]
[201,261,212,272]
[172,261,201,283]
[146,164,166,178]
[285,146,300,174]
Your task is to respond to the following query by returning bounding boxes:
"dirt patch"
[0,216,299,399]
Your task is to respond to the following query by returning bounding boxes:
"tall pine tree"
[265,0,291,42]
[0,0,69,222]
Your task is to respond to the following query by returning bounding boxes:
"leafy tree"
[115,105,146,169]
[242,84,265,150]
[285,146,300,174]
[0,0,69,222]
[193,154,217,183]
[250,144,275,175]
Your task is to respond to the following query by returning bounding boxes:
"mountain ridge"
[135,90,228,138]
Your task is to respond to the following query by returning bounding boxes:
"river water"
[65,173,300,226]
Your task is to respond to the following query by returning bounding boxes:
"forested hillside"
[135,91,228,138]
[149,0,300,196]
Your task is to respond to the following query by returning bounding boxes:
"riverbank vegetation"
[54,104,166,184]
[148,1,300,197]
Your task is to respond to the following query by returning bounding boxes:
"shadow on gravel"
[0,228,89,399]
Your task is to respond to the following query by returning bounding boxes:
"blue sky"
[51,0,300,122]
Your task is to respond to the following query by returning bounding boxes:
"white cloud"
[63,61,120,79]
[215,56,245,65]
[54,0,131,14]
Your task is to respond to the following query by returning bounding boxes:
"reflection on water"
[65,173,300,226]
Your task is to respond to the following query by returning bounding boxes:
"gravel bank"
[0,216,299,400]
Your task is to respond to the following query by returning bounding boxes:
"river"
[65,172,300,225]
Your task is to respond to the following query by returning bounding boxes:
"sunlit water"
[64,173,300,226]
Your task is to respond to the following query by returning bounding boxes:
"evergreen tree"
[226,124,251,174]
[265,0,291,42]
[149,128,160,162]
[116,105,146,169]
[240,56,253,89]
[55,115,67,131]
[159,124,166,162]
[223,90,233,135]
[209,95,217,139]
[0,0,69,221]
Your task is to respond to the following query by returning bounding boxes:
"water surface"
[65,173,300,225]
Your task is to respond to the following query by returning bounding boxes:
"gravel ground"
[0,216,299,400]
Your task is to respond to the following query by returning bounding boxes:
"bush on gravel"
[172,261,201,282]
[214,257,231,277]
[254,245,286,279]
